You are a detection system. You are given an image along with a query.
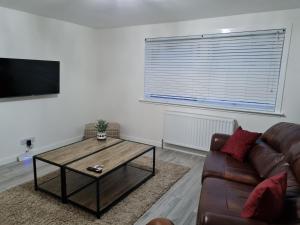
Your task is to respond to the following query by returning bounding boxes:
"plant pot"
[97,131,107,140]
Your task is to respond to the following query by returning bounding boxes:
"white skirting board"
[0,136,83,166]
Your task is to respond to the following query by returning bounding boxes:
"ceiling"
[0,0,300,29]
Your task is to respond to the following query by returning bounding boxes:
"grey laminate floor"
[0,148,205,225]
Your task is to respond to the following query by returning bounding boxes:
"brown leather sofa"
[147,122,300,225]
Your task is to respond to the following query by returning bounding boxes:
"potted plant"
[95,120,108,140]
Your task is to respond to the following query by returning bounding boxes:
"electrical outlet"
[20,137,35,146]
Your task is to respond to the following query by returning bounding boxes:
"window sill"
[139,99,285,117]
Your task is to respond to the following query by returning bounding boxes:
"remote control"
[87,166,103,173]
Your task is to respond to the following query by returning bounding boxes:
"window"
[144,29,287,113]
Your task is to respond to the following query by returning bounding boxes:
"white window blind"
[144,29,286,112]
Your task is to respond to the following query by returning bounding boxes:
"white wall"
[0,7,101,165]
[95,9,300,146]
[1,7,300,164]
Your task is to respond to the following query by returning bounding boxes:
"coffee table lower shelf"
[36,170,95,200]
[67,163,154,218]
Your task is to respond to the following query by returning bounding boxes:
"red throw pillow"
[241,172,287,222]
[221,127,261,161]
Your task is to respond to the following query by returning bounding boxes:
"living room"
[0,1,300,225]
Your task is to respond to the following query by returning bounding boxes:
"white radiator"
[163,111,237,152]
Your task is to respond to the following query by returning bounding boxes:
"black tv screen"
[0,58,60,98]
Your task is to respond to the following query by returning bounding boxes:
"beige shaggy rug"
[0,158,189,225]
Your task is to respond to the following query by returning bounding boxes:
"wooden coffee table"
[33,137,123,202]
[33,138,155,218]
[66,141,155,218]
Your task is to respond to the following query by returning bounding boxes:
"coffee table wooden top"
[66,141,154,178]
[35,137,123,166]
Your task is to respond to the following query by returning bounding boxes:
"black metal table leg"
[61,167,67,203]
[152,147,156,175]
[96,179,101,218]
[33,156,38,191]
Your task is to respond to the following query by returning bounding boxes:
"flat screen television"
[0,58,60,98]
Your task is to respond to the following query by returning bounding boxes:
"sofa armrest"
[202,212,267,225]
[210,133,231,151]
[146,218,175,225]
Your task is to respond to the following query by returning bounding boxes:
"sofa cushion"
[265,161,300,202]
[241,172,287,222]
[280,164,300,225]
[210,133,231,151]
[293,158,300,183]
[285,142,300,165]
[146,218,174,225]
[202,151,261,185]
[198,177,254,224]
[248,142,285,178]
[221,127,261,162]
[262,122,300,154]
[281,141,300,222]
